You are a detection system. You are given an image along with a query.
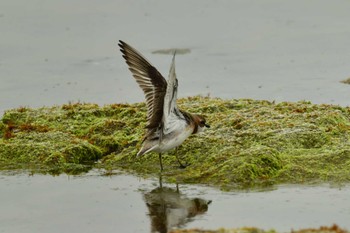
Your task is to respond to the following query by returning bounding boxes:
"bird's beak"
[205,123,210,128]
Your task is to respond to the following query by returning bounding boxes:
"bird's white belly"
[154,126,193,153]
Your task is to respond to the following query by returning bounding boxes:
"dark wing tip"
[119,40,133,56]
[118,40,125,46]
[118,40,126,53]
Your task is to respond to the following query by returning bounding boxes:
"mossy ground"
[1,96,350,188]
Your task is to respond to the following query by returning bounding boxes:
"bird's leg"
[157,125,164,172]
[159,172,163,189]
[175,147,187,169]
[159,153,163,171]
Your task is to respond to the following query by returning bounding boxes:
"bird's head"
[192,114,210,134]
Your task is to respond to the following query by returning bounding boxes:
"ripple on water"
[0,170,349,233]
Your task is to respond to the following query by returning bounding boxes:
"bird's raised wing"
[119,40,167,129]
[162,53,182,133]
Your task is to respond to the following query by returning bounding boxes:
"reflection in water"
[143,175,211,233]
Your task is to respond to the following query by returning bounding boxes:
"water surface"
[1,170,349,233]
[1,0,350,115]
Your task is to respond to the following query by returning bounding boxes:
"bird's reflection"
[143,174,211,233]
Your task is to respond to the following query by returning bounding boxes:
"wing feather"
[162,52,183,133]
[118,40,167,129]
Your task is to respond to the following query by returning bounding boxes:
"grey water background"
[1,0,350,232]
[1,170,350,233]
[1,0,350,115]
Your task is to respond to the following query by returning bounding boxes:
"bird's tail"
[136,145,157,157]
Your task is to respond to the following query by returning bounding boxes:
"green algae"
[0,131,101,174]
[1,97,350,188]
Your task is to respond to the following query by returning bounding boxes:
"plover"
[118,40,209,171]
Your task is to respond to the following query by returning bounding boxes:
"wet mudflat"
[0,170,349,233]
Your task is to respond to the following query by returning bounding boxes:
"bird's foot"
[178,162,190,169]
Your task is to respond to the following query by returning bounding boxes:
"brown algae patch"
[170,227,274,233]
[169,224,348,233]
[1,97,350,187]
[340,77,350,84]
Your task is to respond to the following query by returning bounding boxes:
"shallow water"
[0,170,349,233]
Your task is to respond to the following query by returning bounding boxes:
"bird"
[118,40,209,171]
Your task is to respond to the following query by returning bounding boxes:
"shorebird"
[118,40,209,171]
